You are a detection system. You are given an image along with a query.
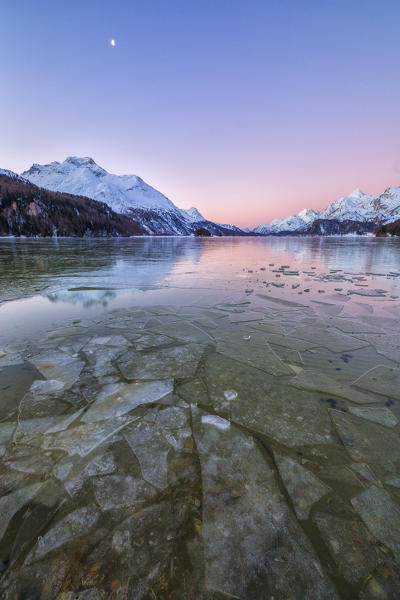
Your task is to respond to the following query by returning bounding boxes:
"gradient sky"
[2,0,400,227]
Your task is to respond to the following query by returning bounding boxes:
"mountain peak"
[253,207,320,234]
[180,206,206,222]
[19,157,245,236]
[64,156,97,167]
[22,156,181,216]
[348,188,365,198]
[297,208,320,219]
[0,168,28,184]
[63,156,107,177]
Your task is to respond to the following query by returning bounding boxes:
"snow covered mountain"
[254,208,320,234]
[216,222,245,233]
[253,186,400,234]
[179,206,206,222]
[0,169,145,237]
[319,187,400,223]
[22,157,245,236]
[181,206,244,232]
[22,157,177,214]
[0,168,28,183]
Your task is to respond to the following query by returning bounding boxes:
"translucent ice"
[81,380,173,423]
[352,485,400,560]
[274,453,330,520]
[25,504,100,564]
[192,407,338,599]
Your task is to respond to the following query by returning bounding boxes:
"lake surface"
[1,236,400,599]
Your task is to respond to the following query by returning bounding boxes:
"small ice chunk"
[119,343,205,380]
[44,407,85,434]
[292,326,369,353]
[350,463,376,483]
[124,422,171,489]
[0,422,15,446]
[267,335,317,351]
[0,483,42,542]
[229,311,264,322]
[348,289,386,297]
[25,504,100,564]
[352,486,400,560]
[352,365,400,400]
[274,454,330,520]
[223,390,238,402]
[81,380,173,423]
[31,351,84,389]
[290,370,374,404]
[348,406,398,428]
[313,513,380,584]
[0,349,24,368]
[30,379,66,396]
[201,414,231,430]
[64,452,117,497]
[386,477,400,488]
[93,475,156,511]
[42,415,137,457]
[330,409,400,472]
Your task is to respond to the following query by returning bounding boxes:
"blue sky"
[2,0,400,226]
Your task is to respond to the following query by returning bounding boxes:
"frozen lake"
[1,236,400,599]
[1,236,400,338]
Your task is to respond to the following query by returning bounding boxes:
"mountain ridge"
[253,186,400,234]
[10,156,400,236]
[22,157,247,236]
[0,171,146,237]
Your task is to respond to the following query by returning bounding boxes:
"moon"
[110,39,116,47]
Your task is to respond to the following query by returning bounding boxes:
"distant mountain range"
[1,157,400,237]
[254,208,320,235]
[21,157,247,236]
[253,187,400,235]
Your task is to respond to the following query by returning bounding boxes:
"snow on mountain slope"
[254,208,320,234]
[180,206,206,222]
[179,206,244,233]
[216,222,245,232]
[376,186,400,223]
[22,157,177,213]
[318,187,400,224]
[21,157,245,235]
[319,189,374,221]
[0,168,29,183]
[22,157,204,234]
[253,186,400,234]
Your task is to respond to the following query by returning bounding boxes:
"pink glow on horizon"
[2,1,400,229]
[7,142,400,230]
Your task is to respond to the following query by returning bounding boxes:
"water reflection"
[1,237,400,305]
[46,289,118,308]
[0,236,400,341]
[0,237,204,303]
[1,236,400,598]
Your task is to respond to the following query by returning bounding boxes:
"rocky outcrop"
[303,219,377,235]
[376,219,400,236]
[194,227,211,236]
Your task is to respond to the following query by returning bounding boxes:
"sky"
[1,0,400,228]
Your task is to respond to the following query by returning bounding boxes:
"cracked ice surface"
[192,406,338,599]
[1,274,400,599]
